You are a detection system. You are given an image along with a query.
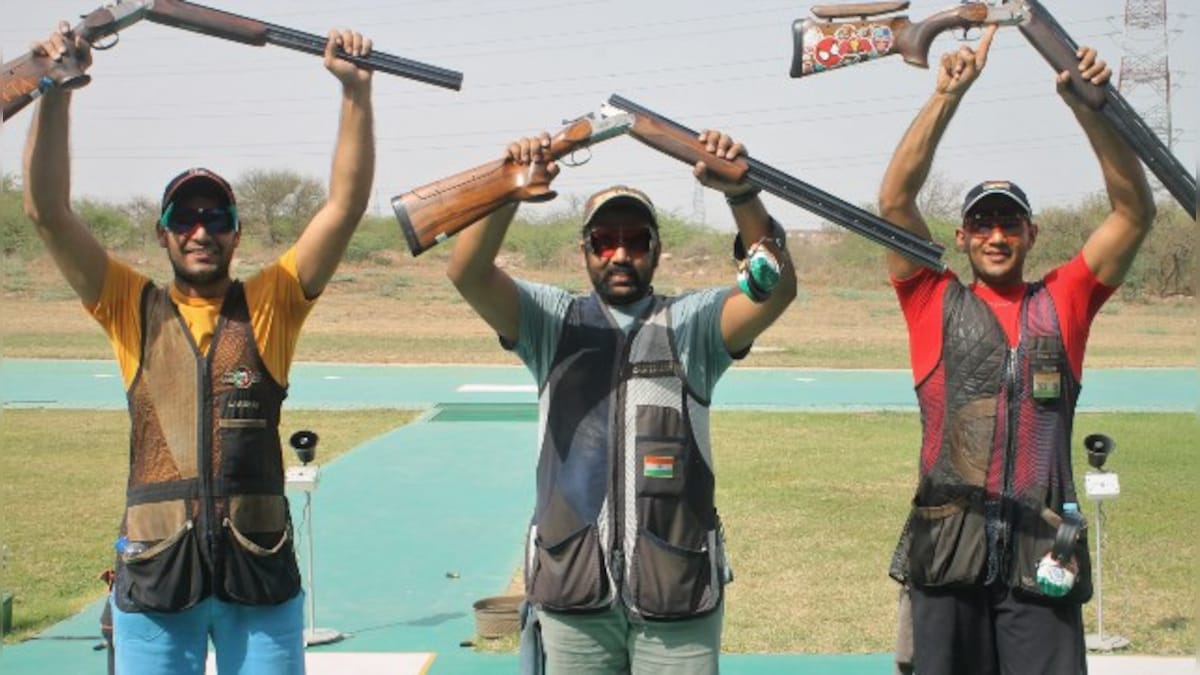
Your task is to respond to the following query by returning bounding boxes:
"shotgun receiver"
[788,1,1024,77]
[391,107,634,256]
[2,0,463,122]
[605,94,947,271]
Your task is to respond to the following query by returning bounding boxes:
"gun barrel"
[263,26,462,91]
[1019,0,1195,217]
[146,0,462,91]
[607,94,947,271]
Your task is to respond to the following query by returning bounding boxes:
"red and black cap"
[160,168,236,214]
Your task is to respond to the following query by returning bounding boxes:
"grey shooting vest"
[523,293,726,619]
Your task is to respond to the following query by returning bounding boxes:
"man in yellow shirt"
[23,21,376,675]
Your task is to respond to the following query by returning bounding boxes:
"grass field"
[1,409,1194,654]
[0,247,1195,654]
[0,408,416,642]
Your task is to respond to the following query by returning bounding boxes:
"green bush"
[346,215,402,262]
[76,199,137,250]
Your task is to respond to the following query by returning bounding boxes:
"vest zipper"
[198,361,217,574]
[610,300,652,612]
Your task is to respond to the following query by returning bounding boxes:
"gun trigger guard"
[90,32,120,51]
[559,148,591,168]
[525,189,558,204]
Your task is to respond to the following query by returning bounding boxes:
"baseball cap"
[160,168,236,215]
[581,185,657,231]
[961,180,1032,218]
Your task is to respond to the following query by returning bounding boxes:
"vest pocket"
[527,523,609,611]
[630,529,717,619]
[905,497,987,588]
[115,519,205,613]
[218,496,301,605]
[1011,506,1093,603]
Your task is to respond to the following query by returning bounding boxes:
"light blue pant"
[111,593,304,675]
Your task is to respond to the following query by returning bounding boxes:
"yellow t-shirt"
[88,248,315,389]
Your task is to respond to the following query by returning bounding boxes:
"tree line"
[0,170,1192,298]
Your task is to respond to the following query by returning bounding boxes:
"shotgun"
[391,107,634,256]
[2,0,463,122]
[788,1,1024,76]
[606,94,947,271]
[788,0,1196,217]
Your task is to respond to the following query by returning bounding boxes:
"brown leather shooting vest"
[890,281,1092,603]
[112,282,300,613]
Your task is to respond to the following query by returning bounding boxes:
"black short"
[909,584,1086,675]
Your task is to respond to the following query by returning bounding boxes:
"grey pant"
[537,603,723,675]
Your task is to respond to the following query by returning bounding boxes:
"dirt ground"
[1,249,1195,368]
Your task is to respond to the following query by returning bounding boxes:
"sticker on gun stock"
[802,21,894,75]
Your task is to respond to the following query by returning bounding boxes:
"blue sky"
[2,0,1195,231]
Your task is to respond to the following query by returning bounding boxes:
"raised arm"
[447,134,560,343]
[292,29,376,299]
[1062,47,1156,286]
[878,26,997,280]
[22,23,108,307]
[693,131,798,355]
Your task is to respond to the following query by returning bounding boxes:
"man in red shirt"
[877,27,1156,675]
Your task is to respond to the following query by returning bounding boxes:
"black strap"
[1051,510,1084,563]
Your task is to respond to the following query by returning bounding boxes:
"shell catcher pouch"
[732,218,786,303]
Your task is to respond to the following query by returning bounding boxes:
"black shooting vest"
[890,281,1092,602]
[523,293,726,619]
[112,282,300,612]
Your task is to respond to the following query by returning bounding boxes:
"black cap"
[160,168,236,215]
[961,180,1032,218]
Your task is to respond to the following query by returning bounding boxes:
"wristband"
[725,188,762,207]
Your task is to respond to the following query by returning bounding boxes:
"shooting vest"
[112,282,300,613]
[890,281,1092,602]
[523,294,726,620]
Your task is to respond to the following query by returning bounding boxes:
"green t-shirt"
[510,280,736,400]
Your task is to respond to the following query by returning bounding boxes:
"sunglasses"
[160,203,239,236]
[962,213,1028,240]
[585,227,656,260]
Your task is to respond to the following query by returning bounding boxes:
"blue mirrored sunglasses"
[160,203,239,236]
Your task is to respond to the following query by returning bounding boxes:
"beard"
[169,247,231,288]
[590,263,651,305]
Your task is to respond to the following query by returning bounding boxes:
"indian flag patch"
[644,455,674,479]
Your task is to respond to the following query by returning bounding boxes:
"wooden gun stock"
[1,52,91,122]
[1,4,142,122]
[392,158,556,257]
[392,116,620,256]
[623,113,749,184]
[791,2,994,77]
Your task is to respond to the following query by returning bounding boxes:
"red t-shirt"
[893,253,1116,384]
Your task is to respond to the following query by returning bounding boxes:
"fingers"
[327,29,373,59]
[506,133,552,163]
[975,24,998,68]
[697,129,744,160]
[33,21,76,60]
[1076,46,1109,85]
